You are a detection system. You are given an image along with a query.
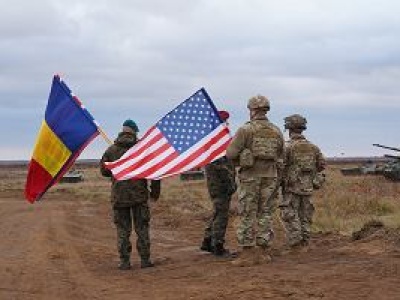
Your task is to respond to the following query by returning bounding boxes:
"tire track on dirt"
[2,168,400,300]
[0,198,105,300]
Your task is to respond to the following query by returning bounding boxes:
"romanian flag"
[25,75,99,203]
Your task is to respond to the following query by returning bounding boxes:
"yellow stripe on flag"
[32,121,72,177]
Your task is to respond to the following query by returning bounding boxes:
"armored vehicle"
[373,144,400,182]
[340,161,382,176]
[60,169,85,183]
[180,167,205,181]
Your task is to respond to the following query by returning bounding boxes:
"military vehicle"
[180,167,205,181]
[340,161,383,176]
[372,144,400,182]
[59,169,85,183]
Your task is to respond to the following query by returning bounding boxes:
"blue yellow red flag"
[25,75,99,203]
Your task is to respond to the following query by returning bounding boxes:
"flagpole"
[97,126,113,145]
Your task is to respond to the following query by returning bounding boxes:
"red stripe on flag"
[194,139,231,168]
[131,151,180,179]
[138,125,156,142]
[72,95,82,106]
[106,127,162,169]
[163,127,230,176]
[158,137,230,179]
[114,142,175,179]
[24,159,53,203]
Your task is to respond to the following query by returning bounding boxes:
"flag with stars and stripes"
[105,88,231,180]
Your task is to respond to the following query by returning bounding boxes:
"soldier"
[200,110,237,257]
[100,119,161,270]
[280,114,325,251]
[226,95,285,266]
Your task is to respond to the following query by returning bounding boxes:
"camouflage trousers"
[113,203,151,262]
[280,193,314,246]
[237,177,278,247]
[203,196,231,245]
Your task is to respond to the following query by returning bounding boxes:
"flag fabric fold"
[106,88,231,180]
[24,75,99,203]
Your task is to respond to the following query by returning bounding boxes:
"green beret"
[123,119,139,132]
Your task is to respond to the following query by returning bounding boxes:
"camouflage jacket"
[100,132,161,207]
[205,156,237,199]
[284,133,325,195]
[226,115,285,178]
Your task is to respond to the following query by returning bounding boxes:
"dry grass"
[313,165,400,235]
[156,164,400,236]
[53,167,110,202]
[3,163,400,236]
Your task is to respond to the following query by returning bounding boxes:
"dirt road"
[1,167,399,300]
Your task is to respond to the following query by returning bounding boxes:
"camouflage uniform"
[281,115,325,247]
[226,96,285,250]
[202,156,237,254]
[100,131,161,268]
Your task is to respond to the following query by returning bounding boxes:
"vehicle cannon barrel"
[373,144,400,152]
[384,154,400,160]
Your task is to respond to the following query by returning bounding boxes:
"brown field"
[0,164,399,300]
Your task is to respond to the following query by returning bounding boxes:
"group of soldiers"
[100,95,325,270]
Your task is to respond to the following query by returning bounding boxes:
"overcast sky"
[1,0,399,160]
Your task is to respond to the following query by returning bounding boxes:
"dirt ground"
[1,166,399,300]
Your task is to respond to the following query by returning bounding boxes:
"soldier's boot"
[140,257,155,269]
[231,246,256,267]
[118,256,131,270]
[200,237,213,253]
[279,240,303,256]
[301,237,310,247]
[298,239,310,253]
[255,246,272,264]
[213,242,236,258]
[301,239,309,246]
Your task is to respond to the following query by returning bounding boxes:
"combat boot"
[200,237,213,253]
[255,246,272,264]
[279,241,303,256]
[141,259,155,269]
[301,239,309,246]
[118,257,131,270]
[231,246,256,267]
[213,242,235,258]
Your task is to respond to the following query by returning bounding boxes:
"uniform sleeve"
[226,127,247,161]
[276,127,286,174]
[282,142,291,181]
[149,180,161,199]
[100,148,113,177]
[315,147,326,172]
[205,162,218,196]
[205,160,237,198]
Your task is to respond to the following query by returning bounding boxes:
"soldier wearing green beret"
[100,119,161,270]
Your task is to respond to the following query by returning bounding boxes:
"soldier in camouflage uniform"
[100,119,161,270]
[200,111,237,257]
[280,114,325,250]
[226,96,285,266]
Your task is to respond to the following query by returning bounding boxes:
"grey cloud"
[1,0,400,158]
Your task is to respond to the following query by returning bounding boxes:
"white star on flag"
[105,88,231,180]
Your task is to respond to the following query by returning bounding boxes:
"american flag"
[105,88,231,180]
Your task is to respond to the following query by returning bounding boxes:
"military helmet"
[247,95,270,111]
[284,114,307,130]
